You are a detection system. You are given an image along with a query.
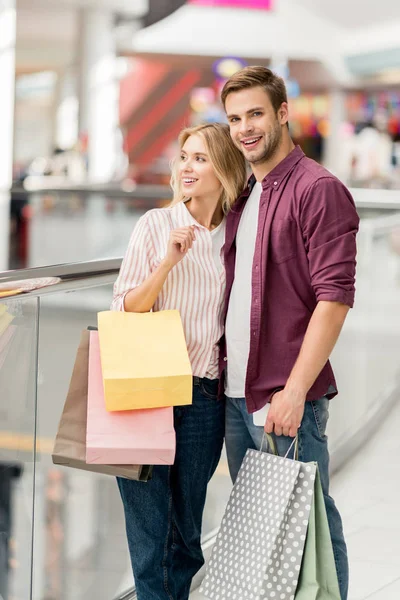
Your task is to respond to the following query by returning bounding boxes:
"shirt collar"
[262,145,304,190]
[173,200,200,228]
[173,200,225,231]
[241,146,304,197]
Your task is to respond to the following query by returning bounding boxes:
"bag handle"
[260,432,299,461]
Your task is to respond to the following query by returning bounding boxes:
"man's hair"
[221,65,288,113]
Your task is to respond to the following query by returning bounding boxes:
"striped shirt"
[111,201,226,379]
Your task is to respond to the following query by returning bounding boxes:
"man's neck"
[252,134,296,182]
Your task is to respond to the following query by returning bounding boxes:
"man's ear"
[279,102,289,125]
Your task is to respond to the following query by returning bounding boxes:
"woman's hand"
[163,226,196,268]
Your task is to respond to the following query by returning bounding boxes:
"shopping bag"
[86,330,175,465]
[52,330,152,481]
[294,467,341,599]
[97,310,192,411]
[200,435,340,600]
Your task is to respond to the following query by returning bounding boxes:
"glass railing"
[329,190,400,469]
[0,262,232,599]
[0,294,38,600]
[1,189,400,599]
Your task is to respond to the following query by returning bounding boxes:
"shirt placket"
[246,186,272,408]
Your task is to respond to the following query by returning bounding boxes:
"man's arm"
[265,177,359,437]
[265,300,349,437]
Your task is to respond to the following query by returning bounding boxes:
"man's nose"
[239,119,253,135]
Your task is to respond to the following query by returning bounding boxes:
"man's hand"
[265,388,306,437]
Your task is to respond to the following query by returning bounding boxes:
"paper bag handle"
[260,432,299,461]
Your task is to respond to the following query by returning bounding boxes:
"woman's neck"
[185,196,224,230]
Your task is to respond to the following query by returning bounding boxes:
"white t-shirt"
[211,219,226,277]
[225,182,262,397]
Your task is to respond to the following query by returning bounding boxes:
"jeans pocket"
[310,397,329,438]
[199,378,219,400]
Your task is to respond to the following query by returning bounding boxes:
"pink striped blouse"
[111,201,226,379]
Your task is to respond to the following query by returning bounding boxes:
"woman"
[111,123,247,600]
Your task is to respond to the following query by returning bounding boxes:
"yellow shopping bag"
[97,310,192,411]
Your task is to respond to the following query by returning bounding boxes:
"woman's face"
[179,134,222,199]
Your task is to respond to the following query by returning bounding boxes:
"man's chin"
[247,151,267,165]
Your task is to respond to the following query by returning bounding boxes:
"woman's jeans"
[117,378,225,600]
[225,396,349,600]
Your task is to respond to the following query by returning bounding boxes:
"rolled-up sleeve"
[300,177,359,307]
[111,214,153,311]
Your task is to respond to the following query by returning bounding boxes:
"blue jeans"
[225,396,349,600]
[118,378,225,600]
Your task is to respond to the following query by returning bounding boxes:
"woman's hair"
[170,122,247,214]
[221,65,288,114]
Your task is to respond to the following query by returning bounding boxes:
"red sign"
[189,0,273,9]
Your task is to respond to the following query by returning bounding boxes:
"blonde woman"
[112,123,247,600]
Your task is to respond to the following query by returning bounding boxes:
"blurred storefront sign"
[189,0,273,8]
[212,56,248,80]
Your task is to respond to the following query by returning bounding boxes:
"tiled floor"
[333,398,400,600]
[192,398,400,600]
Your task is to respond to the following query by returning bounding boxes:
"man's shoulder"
[297,156,348,192]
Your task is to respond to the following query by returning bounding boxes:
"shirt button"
[253,331,256,336]
[223,356,227,361]
[273,181,278,186]
[255,265,259,270]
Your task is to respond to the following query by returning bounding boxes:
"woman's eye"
[180,155,186,161]
[196,156,205,162]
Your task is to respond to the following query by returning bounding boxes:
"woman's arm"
[123,259,172,312]
[121,225,196,313]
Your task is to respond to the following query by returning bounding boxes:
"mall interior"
[1,0,400,598]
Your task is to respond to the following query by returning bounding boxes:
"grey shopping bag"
[200,436,328,600]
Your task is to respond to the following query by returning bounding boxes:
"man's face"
[225,86,285,165]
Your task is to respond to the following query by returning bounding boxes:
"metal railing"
[0,258,122,297]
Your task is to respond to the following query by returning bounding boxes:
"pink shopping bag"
[86,331,176,465]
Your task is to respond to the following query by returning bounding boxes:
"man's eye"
[230,118,239,123]
[253,112,262,117]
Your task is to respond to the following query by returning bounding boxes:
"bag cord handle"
[260,432,298,461]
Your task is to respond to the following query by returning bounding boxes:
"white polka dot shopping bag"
[200,435,340,600]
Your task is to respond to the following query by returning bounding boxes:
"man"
[219,66,359,600]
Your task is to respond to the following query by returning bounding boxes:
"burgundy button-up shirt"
[219,146,359,413]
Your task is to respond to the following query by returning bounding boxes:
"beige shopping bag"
[97,310,192,412]
[52,330,152,481]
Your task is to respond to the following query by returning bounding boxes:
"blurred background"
[3,0,400,271]
[1,1,400,599]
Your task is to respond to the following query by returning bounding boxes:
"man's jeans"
[118,378,225,600]
[225,396,349,600]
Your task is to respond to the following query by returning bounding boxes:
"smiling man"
[219,66,359,600]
